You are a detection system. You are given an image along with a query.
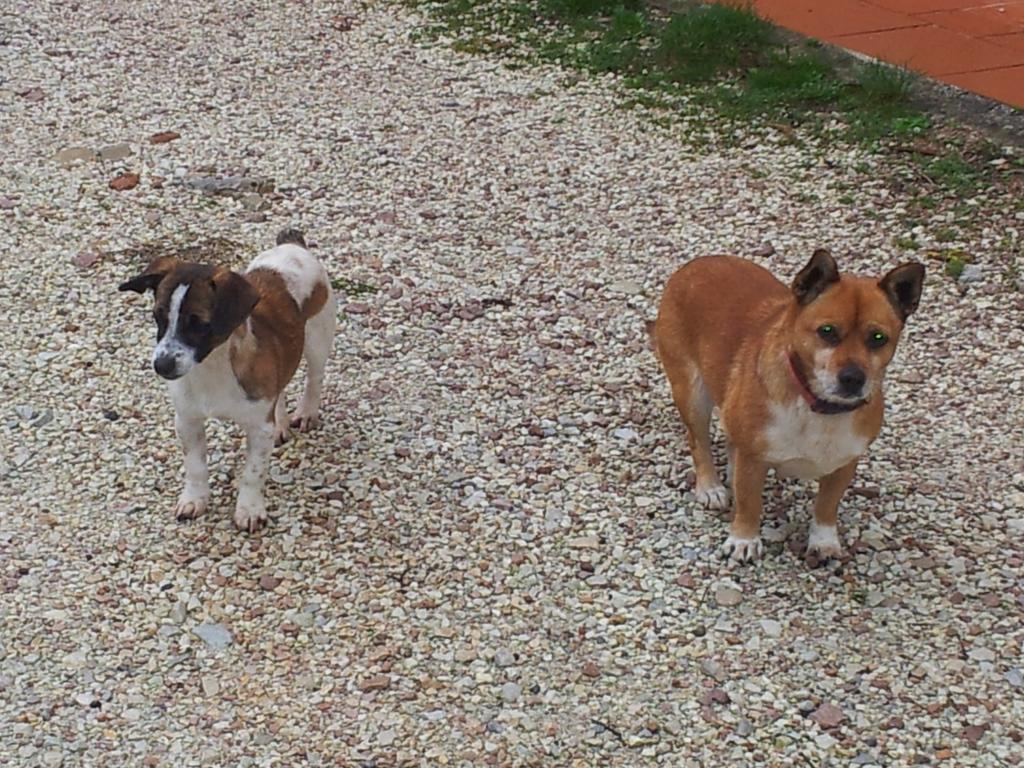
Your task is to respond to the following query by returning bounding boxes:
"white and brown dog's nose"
[153,353,182,379]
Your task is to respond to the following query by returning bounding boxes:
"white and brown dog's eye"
[187,314,210,334]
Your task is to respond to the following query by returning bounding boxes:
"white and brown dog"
[120,229,336,531]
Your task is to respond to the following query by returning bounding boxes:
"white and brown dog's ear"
[879,262,925,321]
[210,268,260,337]
[119,256,180,294]
[792,248,840,305]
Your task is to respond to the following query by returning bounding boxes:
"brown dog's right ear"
[118,256,179,294]
[879,262,925,321]
[791,248,840,305]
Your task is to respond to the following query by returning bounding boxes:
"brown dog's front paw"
[721,535,764,564]
[806,521,843,560]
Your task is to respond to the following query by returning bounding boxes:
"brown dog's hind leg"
[807,460,857,559]
[670,369,729,511]
[723,451,767,564]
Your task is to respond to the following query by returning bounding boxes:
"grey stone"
[759,619,782,638]
[193,622,233,650]
[240,192,267,211]
[968,647,995,662]
[1005,668,1023,687]
[606,279,643,295]
[714,586,743,607]
[98,143,131,162]
[701,659,726,681]
[185,175,275,197]
[958,264,984,283]
[494,648,515,668]
[500,682,521,703]
[54,147,95,166]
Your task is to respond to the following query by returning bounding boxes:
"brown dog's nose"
[837,365,866,396]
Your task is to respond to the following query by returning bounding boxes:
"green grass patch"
[921,153,986,196]
[331,277,378,296]
[944,252,967,279]
[404,0,1010,202]
[545,0,642,17]
[654,4,771,83]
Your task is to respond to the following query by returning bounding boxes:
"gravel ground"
[2,1,1024,766]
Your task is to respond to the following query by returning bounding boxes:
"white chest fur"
[167,341,272,429]
[762,402,870,480]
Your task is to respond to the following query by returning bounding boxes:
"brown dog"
[648,250,924,564]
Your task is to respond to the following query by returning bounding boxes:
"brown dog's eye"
[867,331,888,349]
[817,324,840,345]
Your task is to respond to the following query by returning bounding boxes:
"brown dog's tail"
[645,319,661,361]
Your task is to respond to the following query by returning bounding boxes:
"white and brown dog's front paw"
[233,496,268,533]
[174,493,209,521]
[273,423,291,447]
[806,521,843,560]
[721,534,764,564]
[289,408,320,433]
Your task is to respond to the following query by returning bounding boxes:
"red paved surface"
[734,1,1024,107]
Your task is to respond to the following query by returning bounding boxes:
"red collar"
[787,353,865,415]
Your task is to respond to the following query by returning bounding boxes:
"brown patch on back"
[230,268,305,401]
[301,281,328,320]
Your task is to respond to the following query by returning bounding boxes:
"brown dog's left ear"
[879,262,925,321]
[792,249,840,305]
[210,269,260,337]
[118,256,179,294]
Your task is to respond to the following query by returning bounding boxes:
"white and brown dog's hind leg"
[291,288,337,432]
[234,418,274,532]
[173,412,210,520]
[273,394,290,446]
